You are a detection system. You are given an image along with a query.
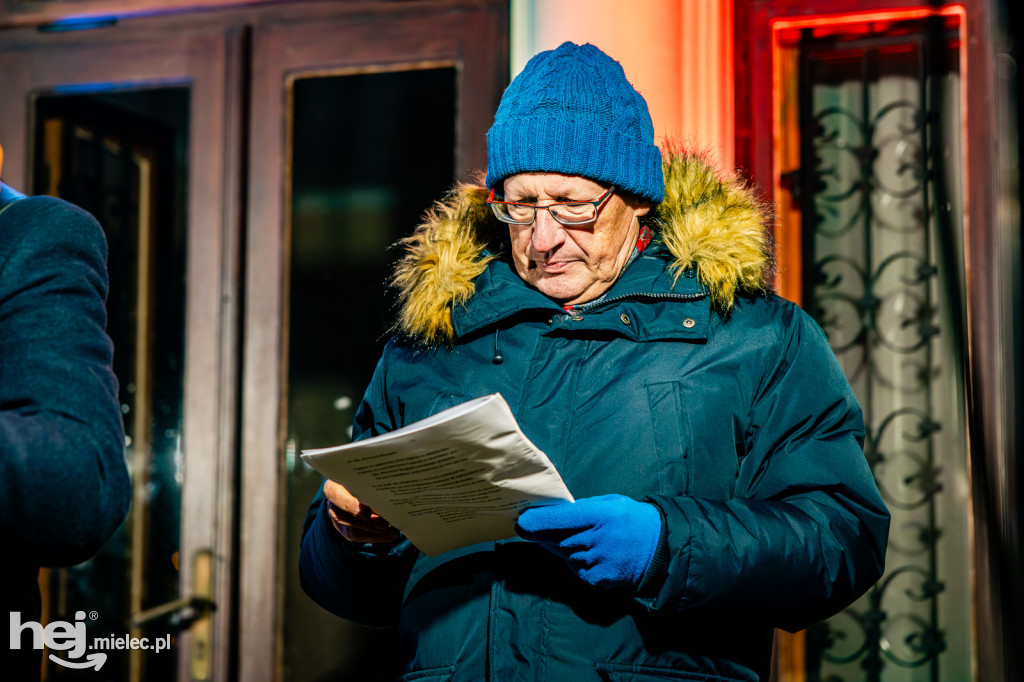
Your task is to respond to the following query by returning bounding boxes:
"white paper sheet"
[301,393,574,556]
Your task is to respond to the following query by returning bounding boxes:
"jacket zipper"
[580,290,706,315]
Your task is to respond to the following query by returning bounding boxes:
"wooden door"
[241,5,507,680]
[0,18,243,682]
[1,2,508,680]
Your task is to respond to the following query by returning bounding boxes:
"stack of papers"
[301,393,574,556]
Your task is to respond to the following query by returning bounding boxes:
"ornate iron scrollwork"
[798,31,959,682]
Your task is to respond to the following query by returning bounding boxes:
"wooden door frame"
[0,17,244,682]
[735,1,1019,680]
[0,0,281,27]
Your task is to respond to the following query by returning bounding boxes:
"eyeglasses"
[486,186,616,226]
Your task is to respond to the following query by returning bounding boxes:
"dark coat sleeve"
[643,303,890,632]
[0,195,131,567]
[298,342,419,626]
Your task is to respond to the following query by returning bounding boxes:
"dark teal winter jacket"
[300,154,889,682]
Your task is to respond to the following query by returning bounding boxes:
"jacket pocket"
[397,665,456,682]
[596,662,754,681]
[645,381,692,495]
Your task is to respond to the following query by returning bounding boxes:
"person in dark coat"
[299,42,889,681]
[0,143,131,680]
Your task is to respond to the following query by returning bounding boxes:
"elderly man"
[300,42,888,681]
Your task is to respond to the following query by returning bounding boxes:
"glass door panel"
[32,87,189,682]
[283,66,456,682]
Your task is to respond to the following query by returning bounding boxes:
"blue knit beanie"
[486,42,664,204]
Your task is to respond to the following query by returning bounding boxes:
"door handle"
[129,595,216,630]
[130,548,215,680]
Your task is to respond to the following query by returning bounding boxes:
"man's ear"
[630,195,651,219]
[0,143,5,179]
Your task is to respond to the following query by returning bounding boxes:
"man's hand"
[322,480,400,544]
[516,494,662,589]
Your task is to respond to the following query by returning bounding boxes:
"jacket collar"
[451,242,711,342]
[0,182,26,209]
[391,150,774,346]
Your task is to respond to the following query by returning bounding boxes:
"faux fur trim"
[654,147,775,311]
[391,151,775,343]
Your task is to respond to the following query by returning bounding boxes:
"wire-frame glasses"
[486,186,616,225]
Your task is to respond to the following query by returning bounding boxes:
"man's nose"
[530,210,565,254]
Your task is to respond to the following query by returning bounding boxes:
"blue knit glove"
[515,494,662,589]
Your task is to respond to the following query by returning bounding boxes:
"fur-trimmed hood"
[391,150,775,345]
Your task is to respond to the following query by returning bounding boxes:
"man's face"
[503,172,650,305]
